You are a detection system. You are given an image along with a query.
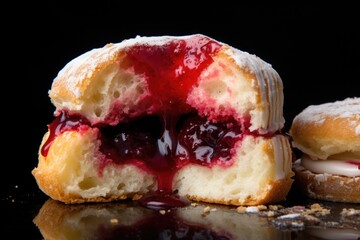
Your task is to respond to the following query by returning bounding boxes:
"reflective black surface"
[5,4,359,240]
[2,178,360,240]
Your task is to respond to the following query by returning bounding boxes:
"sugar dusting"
[51,35,205,99]
[356,124,360,136]
[294,97,360,130]
[225,47,284,133]
[52,34,281,103]
[46,33,289,138]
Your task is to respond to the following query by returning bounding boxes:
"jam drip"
[41,111,243,209]
[40,35,270,209]
[137,190,191,210]
[100,112,243,192]
[97,210,231,239]
[41,111,90,157]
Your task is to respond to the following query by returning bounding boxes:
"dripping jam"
[42,111,245,209]
[96,210,231,239]
[41,35,275,209]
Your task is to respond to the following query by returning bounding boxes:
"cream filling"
[301,154,360,177]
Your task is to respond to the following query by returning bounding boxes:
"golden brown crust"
[290,114,360,159]
[50,43,122,104]
[48,34,285,132]
[173,135,294,206]
[290,98,360,203]
[289,97,360,159]
[33,129,156,204]
[186,178,293,206]
[33,200,66,240]
[34,34,291,206]
[293,161,360,203]
[33,128,293,205]
[33,199,153,240]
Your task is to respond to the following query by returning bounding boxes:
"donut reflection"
[33,199,290,240]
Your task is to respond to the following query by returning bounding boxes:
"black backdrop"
[4,4,359,191]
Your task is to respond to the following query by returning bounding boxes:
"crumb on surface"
[267,211,275,217]
[132,194,142,201]
[236,205,268,214]
[201,206,211,216]
[203,206,210,213]
[257,205,267,211]
[341,208,360,216]
[110,218,119,224]
[269,205,283,211]
[307,203,330,216]
[236,206,247,213]
[246,206,259,213]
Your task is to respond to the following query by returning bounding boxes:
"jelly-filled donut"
[32,34,293,206]
[290,97,360,203]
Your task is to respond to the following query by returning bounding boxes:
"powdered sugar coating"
[291,97,360,161]
[52,44,120,100]
[356,125,360,136]
[54,35,221,99]
[53,34,278,100]
[224,47,284,133]
[50,34,285,133]
[294,97,360,127]
[226,48,274,73]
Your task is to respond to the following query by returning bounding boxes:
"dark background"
[5,3,360,188]
[2,4,359,237]
[4,3,359,192]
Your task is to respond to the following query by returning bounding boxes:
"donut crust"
[293,160,360,203]
[33,34,293,206]
[290,98,360,159]
[290,98,360,203]
[33,129,294,205]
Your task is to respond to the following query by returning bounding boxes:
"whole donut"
[290,97,360,203]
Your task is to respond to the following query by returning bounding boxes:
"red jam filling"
[42,111,244,190]
[95,211,231,240]
[41,35,277,209]
[97,210,231,239]
[122,35,222,113]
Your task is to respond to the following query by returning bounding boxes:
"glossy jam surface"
[41,36,273,209]
[43,111,243,192]
[137,190,191,210]
[97,211,231,239]
[123,35,222,113]
[41,112,91,157]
